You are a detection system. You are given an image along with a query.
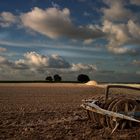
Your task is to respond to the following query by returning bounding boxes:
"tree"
[77,74,90,83]
[54,74,62,82]
[45,76,53,82]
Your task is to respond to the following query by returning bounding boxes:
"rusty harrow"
[81,85,140,133]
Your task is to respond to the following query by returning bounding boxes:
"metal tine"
[121,121,127,129]
[111,122,119,134]
[125,102,129,113]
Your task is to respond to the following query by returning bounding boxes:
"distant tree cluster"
[54,74,62,82]
[45,76,53,82]
[45,73,90,83]
[77,74,90,83]
[45,74,62,82]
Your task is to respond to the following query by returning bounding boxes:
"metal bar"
[105,85,140,102]
[81,100,140,123]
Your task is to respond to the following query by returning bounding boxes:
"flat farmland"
[0,83,139,140]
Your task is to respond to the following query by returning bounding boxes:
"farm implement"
[81,85,140,133]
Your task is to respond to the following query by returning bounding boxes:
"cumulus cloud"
[132,60,140,66]
[102,0,133,22]
[20,7,104,39]
[83,38,93,45]
[105,21,129,44]
[0,56,14,70]
[71,63,97,72]
[108,47,140,55]
[0,52,97,80]
[127,20,140,40]
[0,4,139,56]
[130,0,140,5]
[102,20,129,52]
[0,12,17,27]
[102,20,140,54]
[0,7,104,40]
[101,0,140,55]
[0,47,7,52]
[0,56,9,64]
[15,52,71,69]
[108,47,129,54]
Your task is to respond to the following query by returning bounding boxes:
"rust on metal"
[81,84,140,133]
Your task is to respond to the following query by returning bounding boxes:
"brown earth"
[0,83,139,140]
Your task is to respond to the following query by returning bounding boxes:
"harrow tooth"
[107,97,123,128]
[110,98,138,129]
[82,84,140,132]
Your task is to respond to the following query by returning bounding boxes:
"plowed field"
[0,83,139,140]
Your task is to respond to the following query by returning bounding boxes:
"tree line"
[46,74,90,83]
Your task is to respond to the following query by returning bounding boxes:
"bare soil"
[0,83,139,140]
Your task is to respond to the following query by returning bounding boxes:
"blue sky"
[0,0,140,82]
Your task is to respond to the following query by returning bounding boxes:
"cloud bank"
[0,52,97,80]
[102,0,140,54]
[20,7,104,40]
[0,3,139,55]
[102,0,133,22]
[0,47,7,52]
[130,0,140,5]
[0,12,17,27]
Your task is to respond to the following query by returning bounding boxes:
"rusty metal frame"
[81,100,140,123]
[105,85,140,102]
[81,84,140,133]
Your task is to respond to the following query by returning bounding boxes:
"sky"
[0,0,140,82]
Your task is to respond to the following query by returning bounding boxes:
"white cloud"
[71,63,97,72]
[16,52,71,69]
[0,56,13,70]
[102,0,133,22]
[0,4,139,57]
[127,20,140,40]
[101,0,140,55]
[102,20,140,54]
[102,20,128,43]
[108,46,139,55]
[0,12,17,27]
[20,7,104,39]
[108,47,129,54]
[102,20,129,51]
[0,7,104,44]
[83,38,93,45]
[130,0,140,5]
[133,60,140,65]
[0,52,97,80]
[0,56,8,63]
[0,47,7,52]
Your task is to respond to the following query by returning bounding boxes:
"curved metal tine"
[128,105,137,118]
[114,105,117,111]
[125,102,129,113]
[131,105,137,112]
[121,121,127,129]
[111,122,119,134]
